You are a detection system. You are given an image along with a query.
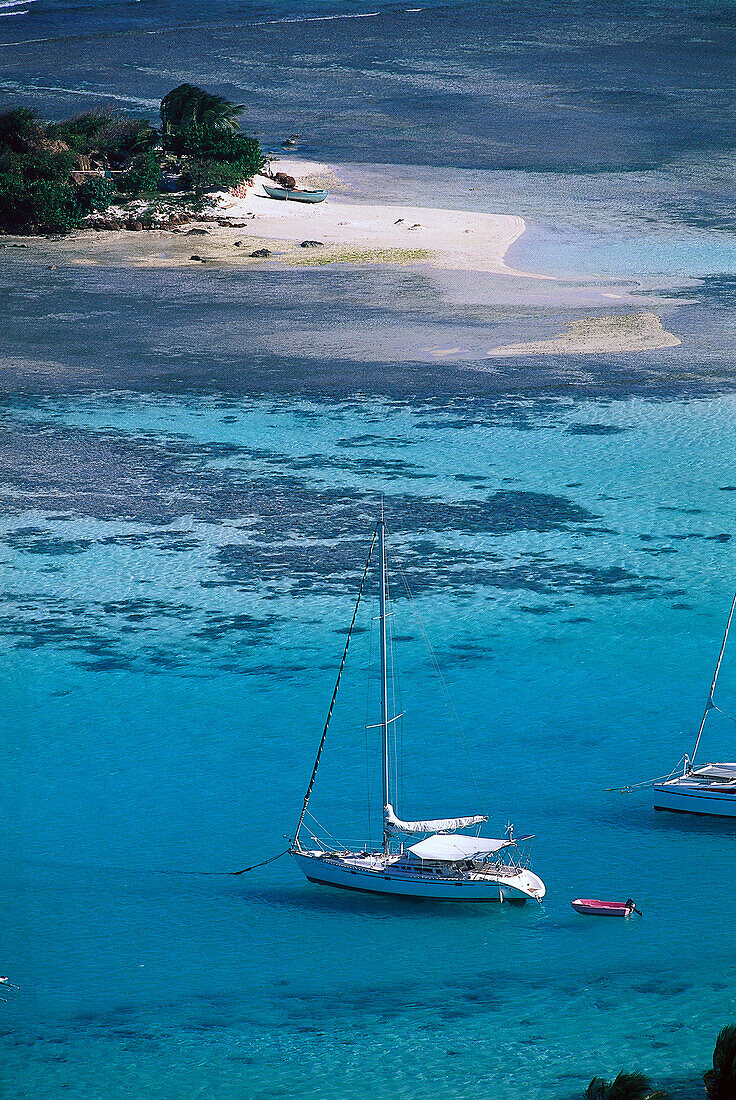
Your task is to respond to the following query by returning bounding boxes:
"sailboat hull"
[653,782,736,817]
[292,852,545,902]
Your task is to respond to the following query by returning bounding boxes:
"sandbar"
[209,159,529,275]
[486,312,681,356]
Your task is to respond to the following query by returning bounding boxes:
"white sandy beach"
[208,158,530,275]
[24,157,528,276]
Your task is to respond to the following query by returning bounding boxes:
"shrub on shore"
[0,86,264,233]
[0,111,84,233]
[47,108,113,155]
[704,1025,736,1100]
[584,1072,668,1099]
[120,151,162,196]
[47,109,159,163]
[0,106,118,232]
[76,175,116,215]
[585,1024,736,1099]
[159,86,263,192]
[169,125,265,192]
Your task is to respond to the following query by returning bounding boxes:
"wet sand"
[486,312,681,356]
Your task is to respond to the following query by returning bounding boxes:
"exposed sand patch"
[9,229,431,269]
[264,158,345,191]
[201,159,530,274]
[425,347,464,357]
[0,354,88,376]
[486,312,681,356]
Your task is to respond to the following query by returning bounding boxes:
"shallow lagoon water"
[1,0,736,1096]
[2,385,736,1098]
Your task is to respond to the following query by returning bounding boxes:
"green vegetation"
[585,1025,736,1100]
[76,176,116,214]
[120,151,162,197]
[162,119,264,191]
[160,83,244,135]
[585,1072,668,1100]
[0,84,263,234]
[704,1025,736,1100]
[0,109,81,233]
[285,245,431,266]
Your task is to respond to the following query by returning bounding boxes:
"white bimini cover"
[407,833,512,862]
[384,803,487,835]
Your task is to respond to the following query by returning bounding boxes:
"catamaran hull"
[292,853,544,902]
[653,784,736,817]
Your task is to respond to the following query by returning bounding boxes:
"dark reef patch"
[3,527,93,555]
[565,423,627,435]
[0,592,277,673]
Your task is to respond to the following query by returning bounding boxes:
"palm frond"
[160,84,243,134]
[705,1025,736,1099]
[585,1079,606,1100]
[585,1071,668,1100]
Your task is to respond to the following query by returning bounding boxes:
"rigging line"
[364,603,375,846]
[711,702,736,726]
[386,538,406,813]
[692,589,736,764]
[390,573,407,814]
[294,526,378,844]
[304,808,364,855]
[607,760,686,792]
[393,556,487,807]
[304,808,344,847]
[386,551,399,804]
[389,568,403,809]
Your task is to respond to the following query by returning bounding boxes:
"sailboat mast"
[379,515,391,853]
[691,589,736,767]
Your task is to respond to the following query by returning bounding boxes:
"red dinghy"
[571,898,640,917]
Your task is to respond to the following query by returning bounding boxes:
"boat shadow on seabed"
[242,883,546,920]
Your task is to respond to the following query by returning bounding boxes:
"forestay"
[384,803,487,835]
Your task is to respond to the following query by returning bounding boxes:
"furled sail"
[384,803,487,835]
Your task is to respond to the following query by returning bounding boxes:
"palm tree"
[585,1071,668,1099]
[160,84,244,135]
[704,1025,736,1099]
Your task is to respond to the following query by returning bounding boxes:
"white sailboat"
[290,516,546,903]
[653,590,736,817]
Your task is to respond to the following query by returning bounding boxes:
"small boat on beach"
[290,514,546,904]
[263,183,327,203]
[571,898,640,917]
[653,591,736,818]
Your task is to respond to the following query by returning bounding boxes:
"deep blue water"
[2,0,736,180]
[1,2,736,1097]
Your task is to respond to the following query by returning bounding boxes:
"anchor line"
[230,849,291,875]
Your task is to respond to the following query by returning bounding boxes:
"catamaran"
[290,516,546,903]
[653,590,736,817]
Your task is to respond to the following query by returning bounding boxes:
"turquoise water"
[1,389,736,1098]
[2,0,736,1094]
